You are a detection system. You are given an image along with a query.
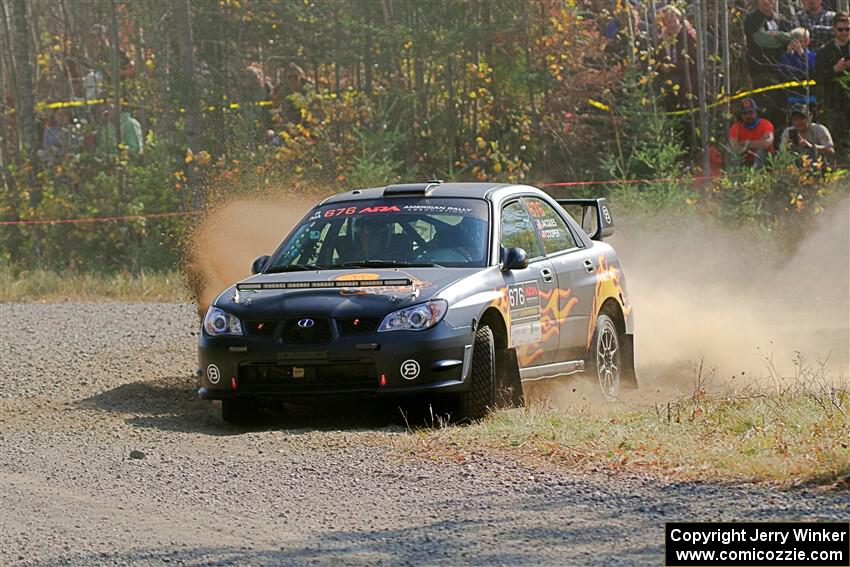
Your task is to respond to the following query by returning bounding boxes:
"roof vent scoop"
[383,179,443,197]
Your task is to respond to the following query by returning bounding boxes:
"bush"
[1,138,188,272]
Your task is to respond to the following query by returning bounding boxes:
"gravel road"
[1,303,847,566]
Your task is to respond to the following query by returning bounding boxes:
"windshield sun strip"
[237,278,413,290]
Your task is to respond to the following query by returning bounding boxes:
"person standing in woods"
[272,62,308,126]
[656,4,699,112]
[793,0,836,52]
[744,0,794,133]
[40,109,78,166]
[83,23,135,101]
[777,28,818,109]
[97,106,143,155]
[815,12,850,155]
[236,62,272,148]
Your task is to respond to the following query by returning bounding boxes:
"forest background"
[1,0,847,273]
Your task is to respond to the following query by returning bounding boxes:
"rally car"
[198,180,636,424]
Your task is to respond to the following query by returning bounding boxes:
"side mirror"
[251,255,270,275]
[501,247,529,271]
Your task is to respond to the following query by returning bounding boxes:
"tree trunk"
[363,3,373,97]
[0,0,17,192]
[174,0,203,210]
[134,16,146,135]
[333,3,341,144]
[446,57,456,176]
[109,0,121,155]
[10,0,37,161]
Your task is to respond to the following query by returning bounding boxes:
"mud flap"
[620,334,638,389]
[495,347,524,407]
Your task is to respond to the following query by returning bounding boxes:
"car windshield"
[266,198,490,270]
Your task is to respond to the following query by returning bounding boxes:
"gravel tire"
[221,397,260,425]
[587,314,621,402]
[459,325,496,421]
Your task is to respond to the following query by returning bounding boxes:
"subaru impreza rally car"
[198,181,635,424]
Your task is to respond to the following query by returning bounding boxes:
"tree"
[174,0,203,209]
[10,0,36,165]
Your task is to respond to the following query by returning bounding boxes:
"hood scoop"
[237,278,413,291]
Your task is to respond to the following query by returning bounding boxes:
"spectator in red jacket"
[729,98,776,168]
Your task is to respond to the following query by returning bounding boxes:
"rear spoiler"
[554,198,614,241]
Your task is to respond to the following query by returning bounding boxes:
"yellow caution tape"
[35,98,107,111]
[12,79,827,119]
[30,98,274,114]
[589,79,818,116]
[587,99,611,112]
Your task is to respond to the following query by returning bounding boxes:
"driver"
[351,215,393,260]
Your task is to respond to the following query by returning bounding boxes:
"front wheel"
[458,325,496,421]
[588,314,621,401]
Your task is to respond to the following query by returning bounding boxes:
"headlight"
[378,300,448,332]
[203,306,243,336]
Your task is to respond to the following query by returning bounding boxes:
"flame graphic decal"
[487,285,578,367]
[332,271,433,296]
[586,254,632,349]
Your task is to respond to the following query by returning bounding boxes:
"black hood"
[215,267,480,319]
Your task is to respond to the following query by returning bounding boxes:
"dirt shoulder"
[0,303,846,566]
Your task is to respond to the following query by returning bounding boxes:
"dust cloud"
[610,196,850,393]
[186,186,329,311]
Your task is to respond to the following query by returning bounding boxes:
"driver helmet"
[351,215,393,258]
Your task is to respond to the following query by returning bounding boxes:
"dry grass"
[0,268,190,303]
[399,359,849,487]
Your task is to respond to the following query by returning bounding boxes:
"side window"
[501,201,543,258]
[524,197,580,254]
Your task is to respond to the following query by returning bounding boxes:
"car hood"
[214,267,481,319]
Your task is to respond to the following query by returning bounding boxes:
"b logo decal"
[400,360,420,380]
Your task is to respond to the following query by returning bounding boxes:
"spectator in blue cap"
[729,97,776,168]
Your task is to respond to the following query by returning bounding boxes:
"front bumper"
[198,322,474,400]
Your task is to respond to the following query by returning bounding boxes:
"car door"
[499,199,559,367]
[522,196,595,361]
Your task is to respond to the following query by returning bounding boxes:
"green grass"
[399,384,850,486]
[0,267,190,302]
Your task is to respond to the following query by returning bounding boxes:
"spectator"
[656,5,699,111]
[97,107,144,155]
[237,62,273,147]
[745,0,795,82]
[41,109,75,166]
[778,28,818,79]
[780,103,836,163]
[815,12,850,156]
[777,28,818,106]
[265,129,284,148]
[729,98,776,168]
[745,0,794,130]
[82,23,135,112]
[87,23,135,79]
[271,62,308,126]
[793,0,836,51]
[603,1,647,63]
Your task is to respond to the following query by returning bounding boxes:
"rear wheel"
[221,397,260,425]
[588,314,621,401]
[458,325,496,421]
